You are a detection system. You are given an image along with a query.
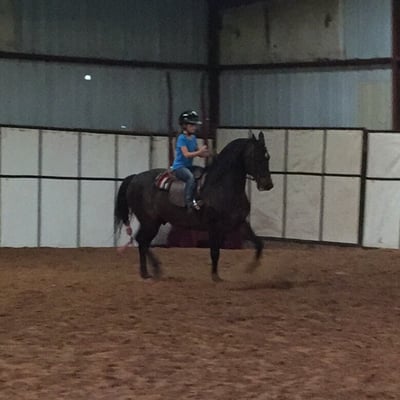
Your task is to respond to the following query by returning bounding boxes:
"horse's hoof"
[153,267,163,280]
[212,273,223,283]
[140,273,152,280]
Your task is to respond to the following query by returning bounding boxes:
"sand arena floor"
[0,243,400,399]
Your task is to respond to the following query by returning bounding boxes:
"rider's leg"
[174,167,196,208]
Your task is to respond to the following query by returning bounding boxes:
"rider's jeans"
[174,167,196,207]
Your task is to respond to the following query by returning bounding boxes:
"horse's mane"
[205,138,249,184]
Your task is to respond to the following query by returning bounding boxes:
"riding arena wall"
[218,128,400,249]
[0,126,399,249]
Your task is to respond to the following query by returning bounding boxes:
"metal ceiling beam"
[217,0,264,10]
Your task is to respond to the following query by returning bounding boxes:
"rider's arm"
[181,146,204,159]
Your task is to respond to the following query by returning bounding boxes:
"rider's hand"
[198,145,209,157]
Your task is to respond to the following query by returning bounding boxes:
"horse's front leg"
[147,249,162,279]
[241,221,264,273]
[209,228,224,282]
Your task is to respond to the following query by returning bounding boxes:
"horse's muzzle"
[257,178,274,191]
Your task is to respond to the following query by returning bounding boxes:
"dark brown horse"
[114,132,273,281]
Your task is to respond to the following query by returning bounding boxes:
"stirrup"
[191,199,201,211]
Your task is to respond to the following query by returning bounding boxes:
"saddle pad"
[154,170,176,191]
[154,168,206,208]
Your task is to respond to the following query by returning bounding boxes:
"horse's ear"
[251,133,256,141]
[258,131,265,145]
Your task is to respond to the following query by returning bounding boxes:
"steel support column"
[392,0,400,129]
[207,0,220,140]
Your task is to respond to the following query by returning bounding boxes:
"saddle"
[154,167,205,208]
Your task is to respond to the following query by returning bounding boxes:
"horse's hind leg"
[241,221,264,273]
[137,242,151,279]
[209,228,224,282]
[135,223,161,279]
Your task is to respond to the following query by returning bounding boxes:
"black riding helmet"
[179,110,202,126]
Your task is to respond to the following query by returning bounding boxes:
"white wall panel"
[3,125,398,250]
[326,130,363,174]
[115,134,152,246]
[367,133,400,178]
[264,129,286,172]
[216,129,249,152]
[286,175,322,240]
[42,130,78,176]
[323,177,360,243]
[0,179,38,246]
[363,181,400,249]
[117,135,150,178]
[250,176,284,237]
[80,181,115,247]
[288,130,323,173]
[1,128,39,174]
[81,133,115,178]
[363,132,400,248]
[218,128,286,172]
[151,137,170,169]
[217,128,282,175]
[40,180,78,247]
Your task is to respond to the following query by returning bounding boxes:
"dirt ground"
[0,243,400,400]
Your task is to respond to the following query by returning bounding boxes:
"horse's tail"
[114,174,136,236]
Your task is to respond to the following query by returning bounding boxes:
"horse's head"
[245,132,274,191]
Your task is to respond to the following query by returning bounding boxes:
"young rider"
[171,110,208,211]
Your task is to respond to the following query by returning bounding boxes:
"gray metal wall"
[343,0,391,58]
[0,0,208,132]
[219,0,392,130]
[220,67,391,130]
[0,59,206,132]
[2,0,208,63]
